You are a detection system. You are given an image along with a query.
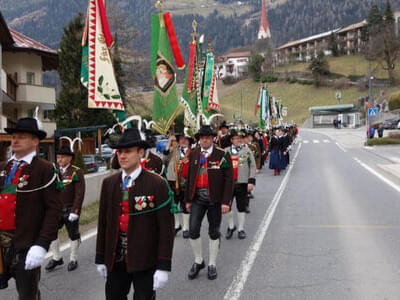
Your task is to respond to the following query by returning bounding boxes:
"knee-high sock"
[237,212,246,231]
[174,213,181,228]
[227,210,235,229]
[51,239,61,261]
[209,238,220,267]
[189,238,203,264]
[182,214,190,231]
[70,239,80,261]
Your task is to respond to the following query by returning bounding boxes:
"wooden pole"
[97,128,102,157]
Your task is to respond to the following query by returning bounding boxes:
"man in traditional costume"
[269,128,285,176]
[163,132,193,238]
[0,117,62,299]
[95,128,174,300]
[216,121,231,149]
[225,130,256,240]
[46,145,85,272]
[183,125,233,280]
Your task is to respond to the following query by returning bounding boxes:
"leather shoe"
[182,230,190,239]
[67,260,78,271]
[225,226,236,239]
[45,258,64,271]
[188,261,205,280]
[238,230,247,239]
[175,225,182,236]
[245,207,250,214]
[208,265,217,280]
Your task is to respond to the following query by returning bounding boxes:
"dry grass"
[217,78,390,125]
[275,55,400,79]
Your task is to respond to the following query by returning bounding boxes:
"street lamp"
[368,76,374,107]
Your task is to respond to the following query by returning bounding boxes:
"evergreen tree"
[328,33,339,57]
[366,4,383,35]
[52,13,115,129]
[248,54,265,82]
[308,50,329,87]
[383,0,395,25]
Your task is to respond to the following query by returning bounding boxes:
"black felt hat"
[197,125,217,137]
[108,128,149,150]
[57,145,75,157]
[5,118,47,140]
[219,121,229,130]
[229,129,245,139]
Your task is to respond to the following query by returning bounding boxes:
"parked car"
[383,119,400,130]
[83,155,107,173]
[96,144,114,159]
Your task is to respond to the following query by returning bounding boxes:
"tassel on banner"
[163,12,185,70]
[187,42,196,92]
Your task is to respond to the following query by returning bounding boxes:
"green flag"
[151,13,182,135]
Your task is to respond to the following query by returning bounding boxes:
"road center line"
[354,157,400,194]
[223,143,302,300]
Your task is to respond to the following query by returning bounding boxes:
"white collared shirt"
[60,164,71,175]
[121,166,142,188]
[201,145,213,158]
[9,151,37,165]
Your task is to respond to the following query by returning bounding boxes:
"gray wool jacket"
[225,145,256,185]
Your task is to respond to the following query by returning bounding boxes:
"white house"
[217,51,251,80]
[0,11,58,138]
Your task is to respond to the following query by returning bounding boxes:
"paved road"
[2,130,400,300]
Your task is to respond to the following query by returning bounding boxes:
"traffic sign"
[368,108,378,117]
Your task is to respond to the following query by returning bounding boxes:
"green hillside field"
[275,55,400,79]
[217,79,398,125]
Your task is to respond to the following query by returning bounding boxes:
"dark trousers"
[189,189,222,240]
[106,262,156,300]
[58,207,80,241]
[0,247,41,300]
[168,181,188,214]
[233,183,248,212]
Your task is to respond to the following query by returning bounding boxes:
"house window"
[43,110,51,120]
[26,72,35,84]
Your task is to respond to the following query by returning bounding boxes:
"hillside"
[216,78,399,126]
[275,55,400,80]
[2,0,400,56]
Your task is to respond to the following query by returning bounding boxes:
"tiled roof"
[9,27,57,55]
[226,51,251,58]
[337,20,366,33]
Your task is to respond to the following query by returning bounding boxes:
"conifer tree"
[52,13,115,129]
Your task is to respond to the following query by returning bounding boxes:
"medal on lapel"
[18,175,30,188]
[135,196,143,211]
[148,195,155,208]
[141,197,147,209]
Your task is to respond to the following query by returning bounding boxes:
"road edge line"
[223,143,302,300]
[354,157,400,193]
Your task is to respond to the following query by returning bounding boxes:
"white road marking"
[303,140,309,144]
[354,157,400,194]
[313,140,320,144]
[335,142,347,153]
[323,139,330,143]
[46,228,98,258]
[224,143,302,300]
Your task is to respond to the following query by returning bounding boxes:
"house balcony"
[16,83,56,105]
[1,69,18,103]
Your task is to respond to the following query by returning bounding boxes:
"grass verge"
[366,138,400,146]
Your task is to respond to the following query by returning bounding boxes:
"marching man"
[163,132,193,238]
[183,125,233,280]
[225,130,256,240]
[46,145,85,272]
[0,117,61,298]
[95,128,174,300]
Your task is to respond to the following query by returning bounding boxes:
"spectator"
[377,123,384,138]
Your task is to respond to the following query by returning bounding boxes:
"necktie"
[5,161,21,185]
[200,151,207,166]
[122,175,131,191]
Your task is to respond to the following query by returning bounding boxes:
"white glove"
[68,213,79,222]
[25,245,47,270]
[153,270,168,290]
[96,264,107,279]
